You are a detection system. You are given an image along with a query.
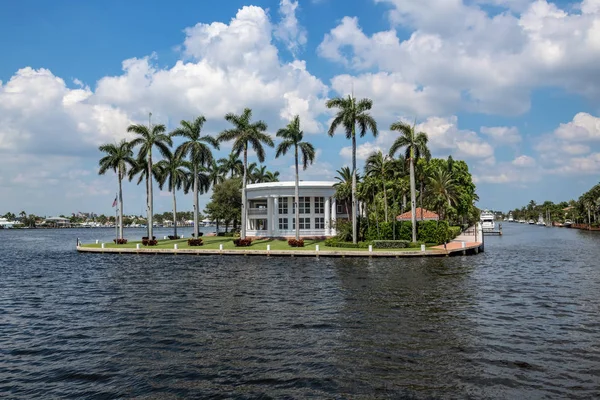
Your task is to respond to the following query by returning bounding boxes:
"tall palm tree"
[206,159,225,187]
[171,116,219,239]
[156,151,190,238]
[326,95,378,244]
[252,165,270,183]
[128,120,172,239]
[127,156,162,232]
[275,115,316,240]
[217,108,273,239]
[246,162,259,183]
[218,152,243,178]
[365,150,392,222]
[427,166,458,220]
[389,120,429,243]
[334,166,356,216]
[98,139,135,239]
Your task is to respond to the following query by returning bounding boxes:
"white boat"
[536,214,545,226]
[528,219,535,225]
[480,210,495,230]
[508,213,514,222]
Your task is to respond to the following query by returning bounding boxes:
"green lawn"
[81,236,431,252]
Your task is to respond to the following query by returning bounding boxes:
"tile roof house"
[396,208,440,221]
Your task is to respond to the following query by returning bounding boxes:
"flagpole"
[115,207,119,244]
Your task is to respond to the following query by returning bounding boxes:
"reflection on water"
[0,224,599,398]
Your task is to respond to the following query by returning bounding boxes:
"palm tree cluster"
[97,110,298,240]
[98,95,479,244]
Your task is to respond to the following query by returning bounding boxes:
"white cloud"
[274,0,308,56]
[554,112,600,141]
[512,155,536,167]
[481,126,521,144]
[320,0,600,116]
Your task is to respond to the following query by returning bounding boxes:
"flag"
[112,195,118,208]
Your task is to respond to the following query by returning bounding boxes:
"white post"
[174,244,178,249]
[136,244,140,249]
[219,244,223,251]
[95,239,99,244]
[164,236,167,239]
[461,241,466,249]
[101,243,105,249]
[420,244,425,252]
[331,197,337,236]
[316,244,319,252]
[267,244,270,252]
[368,245,373,252]
[325,197,331,235]
[180,235,184,239]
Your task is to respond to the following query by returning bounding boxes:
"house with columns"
[245,181,348,238]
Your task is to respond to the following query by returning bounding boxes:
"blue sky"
[1,0,600,216]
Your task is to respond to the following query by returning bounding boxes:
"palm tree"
[98,139,135,240]
[127,157,161,230]
[128,120,172,239]
[171,116,219,239]
[326,95,378,244]
[334,166,356,217]
[264,171,280,182]
[206,159,225,187]
[427,166,458,220]
[275,115,316,240]
[246,162,259,183]
[252,165,270,183]
[218,152,243,178]
[365,150,392,222]
[217,108,273,239]
[155,151,190,238]
[389,120,429,243]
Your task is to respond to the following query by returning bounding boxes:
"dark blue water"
[1,224,599,399]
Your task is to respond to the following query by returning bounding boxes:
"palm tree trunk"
[193,165,199,238]
[295,146,300,240]
[352,131,358,244]
[409,154,417,243]
[420,181,424,221]
[148,151,153,239]
[383,181,388,223]
[118,169,124,239]
[173,188,178,238]
[241,146,248,239]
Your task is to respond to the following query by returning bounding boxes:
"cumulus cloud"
[274,0,308,56]
[554,112,600,141]
[320,0,600,116]
[481,126,522,145]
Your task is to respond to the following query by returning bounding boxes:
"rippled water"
[1,224,600,399]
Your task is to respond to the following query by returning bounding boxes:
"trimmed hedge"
[168,235,178,240]
[288,239,305,247]
[187,238,203,246]
[324,238,371,248]
[113,238,128,244]
[366,220,461,245]
[233,238,252,247]
[142,239,158,246]
[372,240,410,249]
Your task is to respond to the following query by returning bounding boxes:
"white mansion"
[245,181,348,238]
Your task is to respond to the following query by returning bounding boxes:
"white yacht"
[536,214,545,226]
[480,210,495,230]
[508,213,514,222]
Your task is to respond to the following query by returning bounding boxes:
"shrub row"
[233,238,252,247]
[324,238,371,248]
[372,240,410,249]
[113,238,128,244]
[288,239,304,247]
[142,239,158,246]
[365,221,461,245]
[142,236,156,240]
[187,238,203,246]
[168,235,178,240]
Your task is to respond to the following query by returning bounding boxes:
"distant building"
[396,208,440,221]
[245,181,348,238]
[44,217,71,228]
[0,217,16,228]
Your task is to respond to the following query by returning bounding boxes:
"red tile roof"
[396,208,439,221]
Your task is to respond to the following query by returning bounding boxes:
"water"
[1,224,599,399]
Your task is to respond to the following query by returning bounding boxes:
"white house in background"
[245,181,348,238]
[44,217,71,228]
[0,217,17,228]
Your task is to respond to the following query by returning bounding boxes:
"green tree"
[275,115,316,240]
[156,151,190,238]
[204,178,242,233]
[171,116,219,239]
[389,120,429,242]
[264,171,280,182]
[98,139,135,239]
[365,150,392,222]
[217,108,273,239]
[128,119,172,239]
[427,166,458,219]
[326,95,378,244]
[218,152,243,178]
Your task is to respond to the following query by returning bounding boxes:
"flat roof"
[247,181,336,190]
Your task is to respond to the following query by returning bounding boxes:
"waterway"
[1,224,599,398]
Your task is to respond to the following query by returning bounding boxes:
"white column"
[267,197,273,237]
[325,197,331,235]
[273,197,279,236]
[331,197,337,236]
[288,197,294,232]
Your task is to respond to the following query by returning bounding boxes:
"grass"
[81,236,432,252]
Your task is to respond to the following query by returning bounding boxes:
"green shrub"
[187,238,203,246]
[334,220,353,242]
[324,238,371,248]
[372,240,410,249]
[217,232,235,237]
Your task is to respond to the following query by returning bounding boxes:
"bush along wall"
[366,221,460,245]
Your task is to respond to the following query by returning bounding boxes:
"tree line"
[98,95,479,243]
